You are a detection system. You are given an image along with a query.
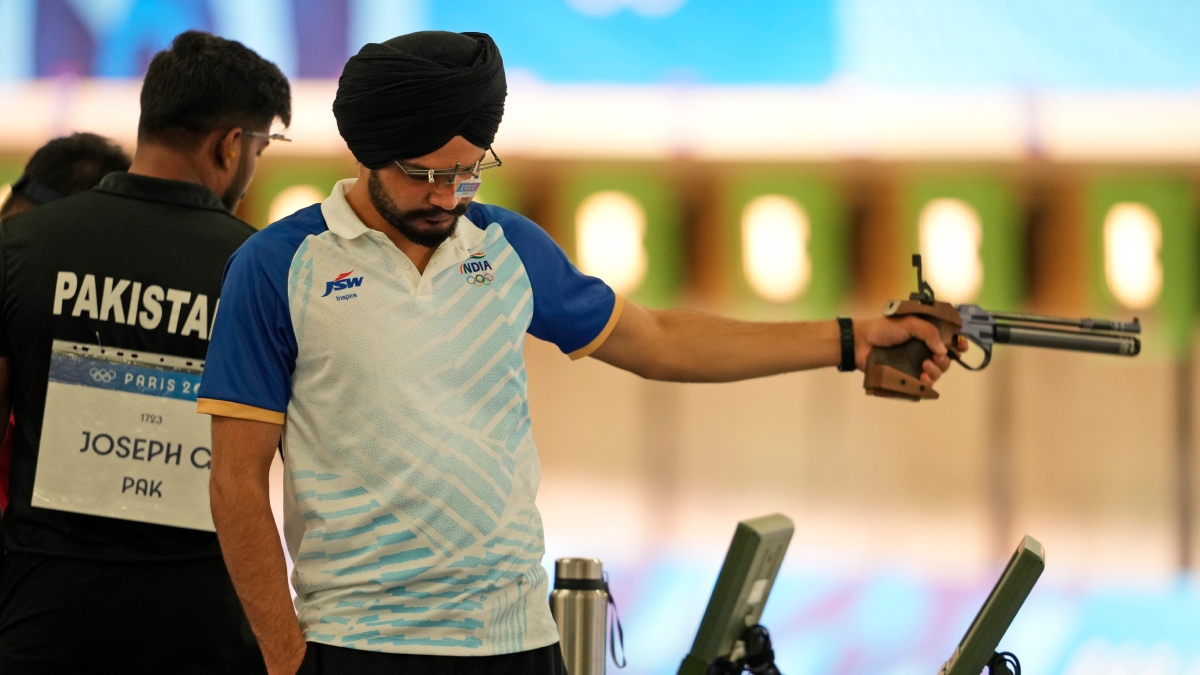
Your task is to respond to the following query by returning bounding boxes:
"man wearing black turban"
[204,30,960,675]
[326,30,507,254]
[334,31,506,171]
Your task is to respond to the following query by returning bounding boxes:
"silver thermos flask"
[550,557,608,675]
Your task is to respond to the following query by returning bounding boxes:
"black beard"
[367,172,466,249]
[221,152,252,212]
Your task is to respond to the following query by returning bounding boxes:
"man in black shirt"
[0,31,290,673]
[0,133,131,514]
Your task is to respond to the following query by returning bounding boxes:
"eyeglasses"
[395,147,503,185]
[244,130,293,143]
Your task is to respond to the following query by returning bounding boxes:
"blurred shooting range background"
[2,1,1199,673]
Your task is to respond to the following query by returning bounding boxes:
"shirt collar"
[94,172,228,212]
[321,179,371,239]
[321,177,487,255]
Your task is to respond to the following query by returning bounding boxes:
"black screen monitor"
[678,514,794,675]
[939,535,1045,675]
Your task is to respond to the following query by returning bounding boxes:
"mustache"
[403,203,468,222]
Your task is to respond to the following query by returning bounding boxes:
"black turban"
[333,31,506,169]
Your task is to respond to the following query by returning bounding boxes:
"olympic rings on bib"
[89,367,117,383]
[466,273,493,286]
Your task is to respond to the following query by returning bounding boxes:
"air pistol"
[865,255,1141,401]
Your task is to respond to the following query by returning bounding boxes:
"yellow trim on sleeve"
[197,398,285,425]
[569,294,625,361]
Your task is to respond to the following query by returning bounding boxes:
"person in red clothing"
[0,133,132,511]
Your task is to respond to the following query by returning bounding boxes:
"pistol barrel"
[988,312,1141,334]
[994,324,1141,356]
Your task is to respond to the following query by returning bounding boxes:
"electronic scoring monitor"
[939,535,1045,675]
[677,513,794,675]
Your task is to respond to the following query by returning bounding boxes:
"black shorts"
[298,641,567,675]
[0,551,266,674]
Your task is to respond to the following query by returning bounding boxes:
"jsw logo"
[321,271,364,297]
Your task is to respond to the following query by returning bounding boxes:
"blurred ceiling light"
[919,198,984,303]
[741,195,810,303]
[268,185,325,225]
[1104,202,1162,309]
[576,190,647,295]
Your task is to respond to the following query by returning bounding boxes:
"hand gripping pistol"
[864,255,1142,401]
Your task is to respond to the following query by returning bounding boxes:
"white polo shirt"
[198,179,621,655]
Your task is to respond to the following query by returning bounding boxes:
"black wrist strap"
[837,317,856,372]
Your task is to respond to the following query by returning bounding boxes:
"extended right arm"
[210,415,306,675]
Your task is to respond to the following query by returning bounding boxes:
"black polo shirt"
[0,172,253,561]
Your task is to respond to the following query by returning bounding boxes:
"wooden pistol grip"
[863,301,960,401]
[864,338,937,401]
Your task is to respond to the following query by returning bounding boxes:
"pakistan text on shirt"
[51,272,217,340]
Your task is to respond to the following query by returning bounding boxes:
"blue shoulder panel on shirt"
[466,202,615,355]
[203,204,327,412]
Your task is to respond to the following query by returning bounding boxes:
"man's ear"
[214,128,243,171]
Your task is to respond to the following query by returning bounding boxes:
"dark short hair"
[138,30,291,148]
[2,133,130,213]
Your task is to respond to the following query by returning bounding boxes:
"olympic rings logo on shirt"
[89,368,117,383]
[466,273,494,286]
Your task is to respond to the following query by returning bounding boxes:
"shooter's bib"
[32,340,214,531]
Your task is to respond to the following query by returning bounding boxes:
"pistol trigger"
[952,332,969,353]
[951,333,993,371]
